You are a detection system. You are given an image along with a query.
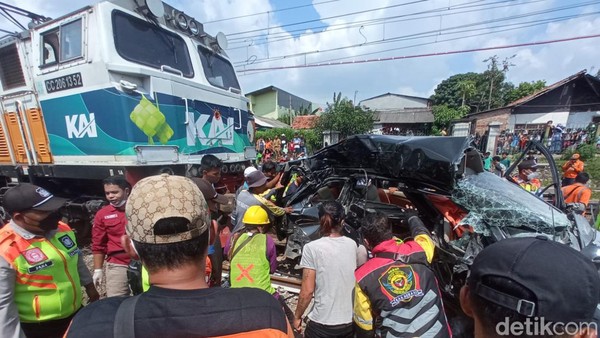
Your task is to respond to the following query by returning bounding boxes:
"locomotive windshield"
[198,46,240,91]
[112,11,194,77]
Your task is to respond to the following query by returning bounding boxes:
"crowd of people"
[255,133,308,163]
[1,152,600,338]
[490,123,598,156]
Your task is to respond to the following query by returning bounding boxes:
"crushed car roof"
[310,135,471,191]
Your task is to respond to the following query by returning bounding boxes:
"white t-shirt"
[299,236,358,325]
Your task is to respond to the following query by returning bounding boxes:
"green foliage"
[430,55,545,114]
[430,72,481,109]
[561,143,597,161]
[315,92,375,140]
[431,105,469,130]
[277,114,291,125]
[505,80,546,104]
[255,128,321,153]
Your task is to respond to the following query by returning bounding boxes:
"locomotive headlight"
[176,13,188,30]
[189,20,200,35]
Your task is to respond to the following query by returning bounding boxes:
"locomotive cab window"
[198,46,240,91]
[112,11,194,78]
[41,18,83,66]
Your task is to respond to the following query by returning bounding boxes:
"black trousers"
[21,312,76,338]
[304,320,354,338]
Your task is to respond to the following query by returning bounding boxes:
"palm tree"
[456,80,476,107]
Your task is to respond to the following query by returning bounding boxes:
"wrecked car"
[276,135,600,322]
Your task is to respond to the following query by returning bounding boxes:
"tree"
[431,105,469,131]
[456,80,476,107]
[505,80,546,104]
[430,72,481,109]
[315,92,375,140]
[255,127,321,153]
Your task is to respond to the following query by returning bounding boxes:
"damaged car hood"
[310,135,472,191]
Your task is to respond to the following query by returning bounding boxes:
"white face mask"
[110,199,127,208]
[527,172,540,180]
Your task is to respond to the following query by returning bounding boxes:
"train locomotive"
[0,0,255,238]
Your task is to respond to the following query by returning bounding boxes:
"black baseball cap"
[3,183,67,214]
[468,237,600,323]
[517,159,537,171]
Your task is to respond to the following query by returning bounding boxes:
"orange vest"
[0,222,82,322]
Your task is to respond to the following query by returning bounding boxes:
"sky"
[4,0,600,107]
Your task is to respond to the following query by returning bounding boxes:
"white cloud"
[6,0,600,104]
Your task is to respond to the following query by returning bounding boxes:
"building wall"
[509,111,569,129]
[361,95,429,110]
[249,91,278,119]
[473,109,511,135]
[566,111,600,129]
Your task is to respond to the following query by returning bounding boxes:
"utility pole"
[289,95,292,125]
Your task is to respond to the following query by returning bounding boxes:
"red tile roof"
[292,115,319,129]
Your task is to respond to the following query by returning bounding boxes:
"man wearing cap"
[562,172,592,208]
[227,206,277,294]
[66,174,294,338]
[0,183,98,338]
[513,159,541,193]
[562,153,584,187]
[460,237,600,338]
[231,170,292,235]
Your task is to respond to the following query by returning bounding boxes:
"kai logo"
[65,113,97,139]
[186,108,234,146]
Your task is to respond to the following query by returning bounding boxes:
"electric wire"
[236,33,600,73]
[305,11,600,65]
[226,0,429,37]
[233,3,600,68]
[227,0,514,44]
[204,0,340,24]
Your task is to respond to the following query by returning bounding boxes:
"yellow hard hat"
[242,206,270,225]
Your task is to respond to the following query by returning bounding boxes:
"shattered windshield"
[451,172,570,235]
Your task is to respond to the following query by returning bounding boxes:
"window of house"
[0,44,26,90]
[41,18,83,66]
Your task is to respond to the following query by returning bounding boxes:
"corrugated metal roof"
[374,108,434,124]
[508,70,588,107]
[254,116,290,129]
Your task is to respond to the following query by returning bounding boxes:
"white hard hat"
[244,166,258,178]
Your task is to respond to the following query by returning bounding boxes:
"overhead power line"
[204,0,340,24]
[237,34,600,73]
[227,0,510,44]
[226,0,428,37]
[232,2,600,67]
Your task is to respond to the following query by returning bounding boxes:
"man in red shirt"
[92,175,131,297]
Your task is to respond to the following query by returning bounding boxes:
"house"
[359,93,434,135]
[254,115,290,130]
[246,86,313,121]
[451,70,600,153]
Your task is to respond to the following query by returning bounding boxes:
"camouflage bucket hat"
[126,174,210,244]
